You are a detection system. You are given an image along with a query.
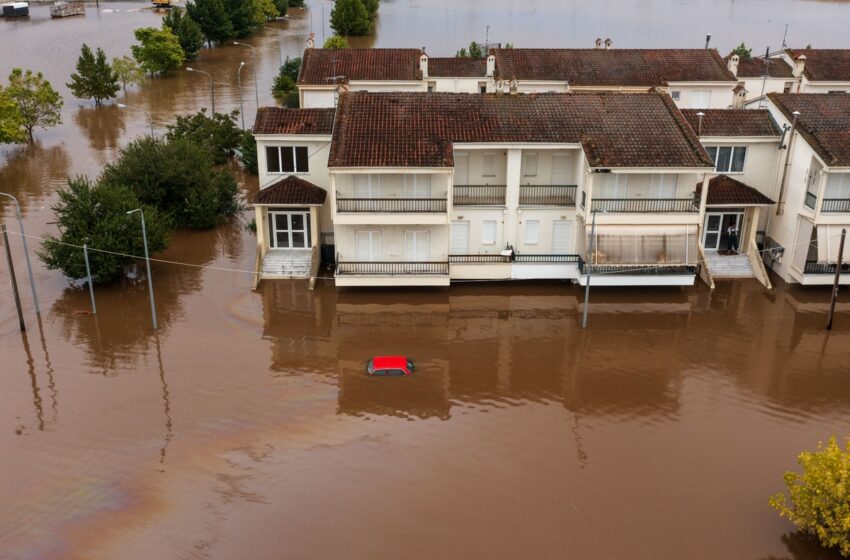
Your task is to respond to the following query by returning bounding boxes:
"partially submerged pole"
[83,243,97,314]
[2,224,26,331]
[826,228,846,330]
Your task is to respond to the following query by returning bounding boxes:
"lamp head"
[186,67,195,72]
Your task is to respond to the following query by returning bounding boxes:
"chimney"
[604,38,613,50]
[509,78,518,95]
[727,53,739,77]
[696,111,705,137]
[486,54,496,77]
[307,32,315,49]
[419,51,429,79]
[792,54,807,78]
[595,38,603,49]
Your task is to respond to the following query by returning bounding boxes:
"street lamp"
[0,192,39,315]
[127,208,157,330]
[117,103,155,137]
[264,26,283,67]
[581,208,606,329]
[233,42,259,109]
[237,61,246,130]
[186,67,216,114]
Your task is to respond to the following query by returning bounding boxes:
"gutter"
[775,110,800,215]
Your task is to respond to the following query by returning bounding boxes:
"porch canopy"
[253,175,327,206]
[697,175,774,207]
[588,225,699,265]
[816,224,850,263]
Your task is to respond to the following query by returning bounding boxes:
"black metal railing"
[803,261,850,274]
[448,254,512,263]
[336,198,447,213]
[453,185,506,205]
[336,261,449,276]
[514,254,581,263]
[804,191,817,210]
[580,263,698,275]
[448,253,581,264]
[820,199,850,213]
[519,185,577,206]
[590,198,698,213]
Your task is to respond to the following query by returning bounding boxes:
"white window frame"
[525,220,540,245]
[670,90,681,101]
[705,146,747,174]
[481,220,497,245]
[266,145,309,174]
[482,153,496,178]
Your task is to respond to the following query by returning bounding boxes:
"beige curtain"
[587,225,698,265]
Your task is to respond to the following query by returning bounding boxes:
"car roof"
[371,356,409,369]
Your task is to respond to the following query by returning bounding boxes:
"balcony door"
[355,174,380,198]
[269,211,310,249]
[356,231,381,261]
[552,220,573,253]
[405,174,431,198]
[405,231,430,262]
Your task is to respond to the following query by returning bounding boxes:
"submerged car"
[367,356,414,376]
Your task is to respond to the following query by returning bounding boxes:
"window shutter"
[482,220,497,245]
[451,221,470,254]
[525,220,540,244]
[552,220,572,253]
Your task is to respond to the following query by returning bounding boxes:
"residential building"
[725,54,796,106]
[780,49,850,93]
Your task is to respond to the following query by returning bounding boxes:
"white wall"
[739,77,794,102]
[667,84,736,109]
[301,88,336,109]
[453,150,508,185]
[449,209,507,254]
[701,138,782,198]
[431,78,486,93]
[335,224,449,262]
[801,81,850,94]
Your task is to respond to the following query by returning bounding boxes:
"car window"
[371,369,385,376]
[389,369,405,376]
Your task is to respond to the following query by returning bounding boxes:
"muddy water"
[2,1,850,559]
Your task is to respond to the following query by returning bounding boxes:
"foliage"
[256,0,279,21]
[279,56,302,81]
[323,35,350,49]
[5,68,63,143]
[245,217,257,234]
[163,7,205,60]
[165,109,242,164]
[272,0,287,15]
[131,27,186,76]
[100,136,239,229]
[329,0,371,36]
[272,58,300,107]
[224,0,260,37]
[504,42,514,49]
[67,44,120,106]
[362,0,378,16]
[287,0,304,6]
[112,55,145,96]
[731,42,753,60]
[240,129,258,174]
[769,437,850,557]
[39,177,169,283]
[0,87,26,144]
[456,41,484,58]
[186,0,233,47]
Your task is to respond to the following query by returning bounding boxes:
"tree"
[272,58,301,106]
[67,44,120,106]
[5,68,63,144]
[456,41,484,58]
[329,0,371,36]
[731,42,753,60]
[280,56,302,81]
[362,0,378,17]
[39,177,169,284]
[240,129,258,174]
[323,35,349,49]
[287,0,304,6]
[272,0,287,15]
[163,7,205,60]
[256,0,279,21]
[112,55,145,96]
[0,87,26,144]
[224,0,260,38]
[131,27,186,76]
[186,0,233,48]
[165,109,242,164]
[770,437,850,557]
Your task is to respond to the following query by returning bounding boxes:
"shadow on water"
[760,531,845,560]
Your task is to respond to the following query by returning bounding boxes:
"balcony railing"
[336,198,447,213]
[803,261,850,274]
[580,263,698,275]
[336,261,449,276]
[449,254,511,263]
[448,254,581,264]
[453,185,506,205]
[821,199,850,213]
[591,198,698,213]
[519,185,577,206]
[804,191,817,210]
[514,254,581,263]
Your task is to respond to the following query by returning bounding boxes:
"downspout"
[775,110,801,215]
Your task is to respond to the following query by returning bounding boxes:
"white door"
[552,220,573,253]
[270,211,310,249]
[650,174,677,198]
[691,90,711,108]
[551,154,570,184]
[354,174,380,198]
[702,214,722,250]
[454,154,469,185]
[405,231,430,261]
[450,221,470,254]
[600,174,628,198]
[356,231,381,261]
[405,174,432,198]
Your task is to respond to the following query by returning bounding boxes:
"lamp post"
[127,208,157,330]
[186,67,215,114]
[233,42,259,109]
[117,103,155,137]
[0,192,39,315]
[237,61,246,130]
[581,208,605,329]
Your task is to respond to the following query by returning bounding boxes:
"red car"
[367,356,415,376]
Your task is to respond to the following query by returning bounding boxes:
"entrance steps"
[703,251,755,278]
[261,249,313,279]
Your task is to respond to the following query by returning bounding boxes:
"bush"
[165,109,242,164]
[40,177,169,283]
[769,437,850,557]
[329,0,371,36]
[240,129,258,174]
[323,35,349,49]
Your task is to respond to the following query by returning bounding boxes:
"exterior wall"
[454,150,509,185]
[334,224,449,262]
[348,81,426,93]
[516,209,577,254]
[801,81,850,94]
[431,78,486,93]
[739,77,794,103]
[666,83,736,109]
[301,88,336,108]
[449,209,508,254]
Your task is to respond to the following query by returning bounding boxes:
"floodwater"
[1,1,850,559]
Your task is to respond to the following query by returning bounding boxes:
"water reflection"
[0,143,70,215]
[761,531,845,560]
[73,105,126,158]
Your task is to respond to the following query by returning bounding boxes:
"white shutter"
[525,220,540,244]
[691,90,711,108]
[826,173,850,198]
[405,231,429,261]
[523,153,538,177]
[552,220,573,253]
[454,154,469,185]
[481,220,497,245]
[451,221,470,254]
[650,174,676,198]
[356,231,380,261]
[355,174,380,198]
[406,174,431,197]
[551,154,570,184]
[482,153,496,177]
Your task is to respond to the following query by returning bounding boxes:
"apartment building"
[780,49,850,94]
[726,54,797,106]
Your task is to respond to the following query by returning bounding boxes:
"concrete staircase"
[703,251,755,279]
[261,249,313,279]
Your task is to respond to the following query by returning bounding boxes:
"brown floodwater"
[2,2,850,559]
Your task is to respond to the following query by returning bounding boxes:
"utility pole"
[84,243,97,314]
[127,209,158,330]
[0,192,39,315]
[582,209,602,329]
[2,224,26,332]
[826,228,846,330]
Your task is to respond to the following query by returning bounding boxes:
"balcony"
[519,185,577,206]
[335,261,450,286]
[591,198,698,213]
[821,199,850,213]
[804,191,817,210]
[580,263,698,275]
[453,185,506,206]
[449,254,511,263]
[336,198,447,213]
[803,261,850,274]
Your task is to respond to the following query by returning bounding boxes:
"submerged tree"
[272,56,301,106]
[240,129,258,174]
[224,0,261,37]
[329,0,371,36]
[131,27,186,76]
[163,7,205,60]
[323,35,349,49]
[165,109,243,164]
[5,68,63,143]
[112,55,145,96]
[0,86,26,144]
[186,0,233,47]
[67,44,120,106]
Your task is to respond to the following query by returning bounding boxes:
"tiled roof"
[328,92,714,169]
[785,49,850,81]
[681,109,781,137]
[697,175,775,206]
[492,48,736,86]
[298,48,422,85]
[427,57,487,78]
[253,108,335,135]
[253,176,327,205]
[730,56,794,78]
[768,93,850,167]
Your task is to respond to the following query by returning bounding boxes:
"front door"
[269,211,310,249]
[703,212,742,251]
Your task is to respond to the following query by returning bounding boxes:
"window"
[522,153,538,177]
[427,82,435,93]
[828,90,848,94]
[451,221,470,254]
[482,153,496,177]
[671,91,681,101]
[482,220,497,245]
[690,90,711,108]
[784,82,793,93]
[478,83,487,93]
[705,146,747,173]
[525,220,539,244]
[266,146,309,173]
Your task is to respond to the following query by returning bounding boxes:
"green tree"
[323,35,349,49]
[272,57,301,106]
[0,87,26,144]
[100,136,239,229]
[279,56,301,81]
[287,0,304,6]
[39,177,169,283]
[362,0,378,17]
[770,437,850,557]
[456,41,484,58]
[5,68,63,144]
[131,27,186,76]
[731,42,753,60]
[272,0,287,16]
[163,7,205,60]
[67,44,120,106]
[112,55,145,96]
[224,0,260,37]
[240,129,258,174]
[256,0,279,21]
[165,109,242,164]
[186,0,233,48]
[329,0,371,36]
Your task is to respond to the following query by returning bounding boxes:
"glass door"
[703,214,722,250]
[269,211,310,249]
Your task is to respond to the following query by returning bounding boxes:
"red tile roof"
[298,48,422,85]
[697,175,775,206]
[768,93,850,167]
[492,49,736,86]
[253,176,327,206]
[730,56,794,78]
[785,49,850,82]
[427,57,487,78]
[328,92,713,169]
[681,109,781,137]
[253,108,335,135]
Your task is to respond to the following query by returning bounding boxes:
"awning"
[816,225,850,263]
[587,225,699,265]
